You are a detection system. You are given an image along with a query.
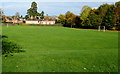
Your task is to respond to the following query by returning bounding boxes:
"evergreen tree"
[40,11,44,20]
[27,2,39,20]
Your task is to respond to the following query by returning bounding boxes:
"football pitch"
[2,25,118,72]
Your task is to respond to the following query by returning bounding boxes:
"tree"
[83,18,91,28]
[102,5,115,29]
[89,12,102,28]
[65,11,76,27]
[115,1,120,29]
[40,11,44,20]
[44,14,53,21]
[74,16,82,28]
[1,35,23,54]
[26,2,45,20]
[31,2,37,11]
[81,5,90,14]
[97,4,110,16]
[57,1,120,29]
[96,4,110,25]
[25,15,29,20]
[27,2,38,20]
[27,8,38,19]
[83,10,102,28]
[80,6,92,26]
[58,14,66,25]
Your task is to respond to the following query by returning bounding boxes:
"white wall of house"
[40,21,55,24]
[26,20,55,24]
[26,21,39,24]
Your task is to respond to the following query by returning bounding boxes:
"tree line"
[57,1,120,30]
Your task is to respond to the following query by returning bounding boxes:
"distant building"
[25,20,55,24]
[3,15,56,25]
[4,16,25,23]
[4,16,13,22]
[25,14,56,25]
[40,21,55,24]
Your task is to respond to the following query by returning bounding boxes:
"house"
[4,16,13,22]
[41,21,55,24]
[25,20,55,24]
[3,15,56,25]
[26,20,39,24]
[25,14,56,25]
[18,18,26,23]
[4,16,25,23]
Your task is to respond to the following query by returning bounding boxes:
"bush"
[1,35,24,55]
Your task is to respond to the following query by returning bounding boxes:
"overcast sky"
[0,0,118,16]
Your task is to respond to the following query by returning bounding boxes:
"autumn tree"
[65,11,76,27]
[57,1,120,30]
[58,14,66,25]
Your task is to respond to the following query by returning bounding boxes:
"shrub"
[2,38,23,54]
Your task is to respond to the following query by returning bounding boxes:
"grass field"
[2,25,118,72]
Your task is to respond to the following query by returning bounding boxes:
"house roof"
[26,20,55,21]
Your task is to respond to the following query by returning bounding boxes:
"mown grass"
[2,25,118,72]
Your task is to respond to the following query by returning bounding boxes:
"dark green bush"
[2,37,24,54]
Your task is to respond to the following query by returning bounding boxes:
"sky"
[0,0,119,2]
[0,1,118,16]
